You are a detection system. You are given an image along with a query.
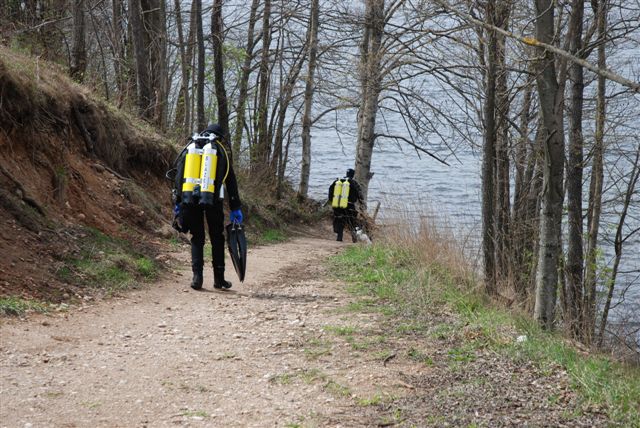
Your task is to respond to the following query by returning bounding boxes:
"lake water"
[286,117,639,346]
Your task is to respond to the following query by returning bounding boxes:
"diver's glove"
[230,209,243,224]
[173,204,181,216]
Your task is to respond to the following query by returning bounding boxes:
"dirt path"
[1,236,390,427]
[0,235,610,427]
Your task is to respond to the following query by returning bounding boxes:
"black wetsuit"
[174,139,242,277]
[328,178,362,242]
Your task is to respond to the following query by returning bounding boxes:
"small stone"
[77,213,86,221]
[92,164,106,173]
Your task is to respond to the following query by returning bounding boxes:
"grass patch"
[270,373,295,385]
[56,227,158,294]
[396,322,428,334]
[335,299,380,313]
[304,338,333,359]
[260,228,287,243]
[181,410,209,418]
[324,379,351,398]
[245,227,289,247]
[0,297,47,316]
[407,347,434,366]
[323,325,357,336]
[300,368,327,384]
[357,394,384,406]
[509,321,640,424]
[331,242,640,425]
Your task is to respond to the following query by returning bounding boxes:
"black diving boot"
[191,271,203,290]
[213,266,232,289]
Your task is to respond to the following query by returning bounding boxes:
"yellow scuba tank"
[181,141,202,204]
[331,179,342,208]
[339,179,350,208]
[199,141,218,205]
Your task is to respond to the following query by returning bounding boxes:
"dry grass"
[375,200,479,288]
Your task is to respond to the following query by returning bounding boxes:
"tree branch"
[430,0,640,92]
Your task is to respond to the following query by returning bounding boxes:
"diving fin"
[225,222,247,282]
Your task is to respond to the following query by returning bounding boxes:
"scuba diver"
[171,123,243,290]
[329,168,363,242]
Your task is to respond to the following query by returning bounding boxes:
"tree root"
[0,163,46,217]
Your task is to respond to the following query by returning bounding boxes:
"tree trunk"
[565,0,586,339]
[584,0,607,343]
[494,3,511,290]
[211,0,230,142]
[112,0,126,106]
[481,0,498,295]
[173,0,191,134]
[129,0,153,120]
[480,0,510,295]
[87,5,111,99]
[253,0,272,173]
[512,77,535,301]
[354,0,385,206]
[298,0,320,198]
[232,0,260,164]
[597,148,640,346]
[533,0,565,329]
[70,0,87,83]
[146,0,167,129]
[272,46,307,197]
[195,0,206,130]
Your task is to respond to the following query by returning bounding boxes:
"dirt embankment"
[0,48,175,302]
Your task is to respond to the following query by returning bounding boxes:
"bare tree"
[533,0,565,329]
[130,0,153,120]
[212,0,230,141]
[70,0,87,83]
[253,0,273,172]
[231,0,261,162]
[597,146,640,346]
[173,0,193,133]
[111,0,127,106]
[584,0,607,342]
[481,0,511,295]
[298,0,320,198]
[195,0,206,130]
[354,0,385,205]
[565,0,586,339]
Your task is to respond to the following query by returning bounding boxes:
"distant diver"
[329,168,363,242]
